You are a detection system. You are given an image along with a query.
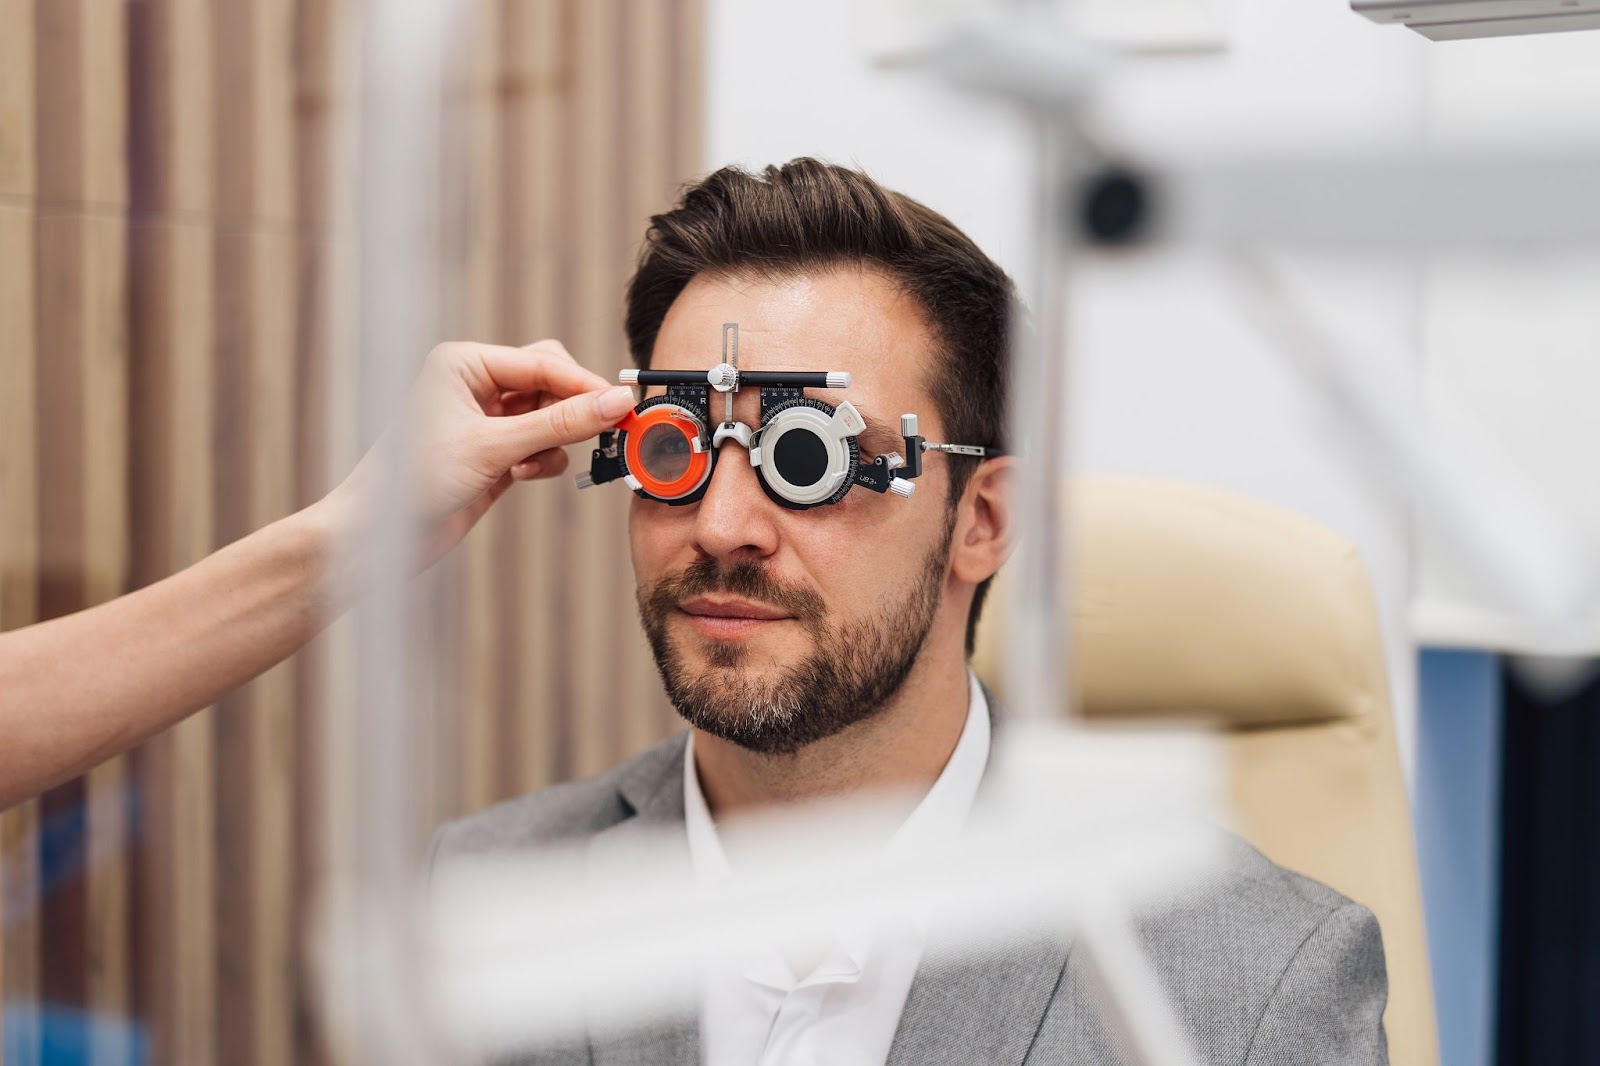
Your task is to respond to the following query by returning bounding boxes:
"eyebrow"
[855,411,905,457]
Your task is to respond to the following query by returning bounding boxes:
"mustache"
[642,558,826,626]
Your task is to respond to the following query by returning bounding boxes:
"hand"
[324,340,636,569]
[0,338,638,807]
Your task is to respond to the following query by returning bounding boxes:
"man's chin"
[678,636,783,675]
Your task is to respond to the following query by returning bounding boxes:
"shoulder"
[426,731,690,869]
[1133,832,1388,1065]
[1158,830,1357,936]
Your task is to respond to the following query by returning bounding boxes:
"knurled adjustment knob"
[707,363,739,392]
[889,478,916,499]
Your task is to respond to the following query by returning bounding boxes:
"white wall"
[704,0,1431,768]
[706,13,1600,1063]
[1416,34,1600,654]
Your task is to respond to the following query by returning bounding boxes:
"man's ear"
[950,457,1019,585]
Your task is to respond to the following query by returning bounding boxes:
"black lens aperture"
[772,428,829,488]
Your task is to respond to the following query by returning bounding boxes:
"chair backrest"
[971,476,1438,1066]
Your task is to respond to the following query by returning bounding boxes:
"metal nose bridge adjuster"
[711,421,755,452]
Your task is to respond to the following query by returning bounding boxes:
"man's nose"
[691,437,781,561]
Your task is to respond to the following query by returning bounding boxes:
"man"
[429,159,1389,1065]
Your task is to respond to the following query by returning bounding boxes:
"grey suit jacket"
[428,731,1389,1066]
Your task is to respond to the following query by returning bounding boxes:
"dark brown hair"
[623,158,1014,653]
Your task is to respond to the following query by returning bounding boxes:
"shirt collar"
[884,670,991,861]
[683,673,991,991]
[682,671,992,888]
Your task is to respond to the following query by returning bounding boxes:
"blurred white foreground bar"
[422,723,1224,1057]
[1355,0,1600,39]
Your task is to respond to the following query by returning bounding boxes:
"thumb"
[485,385,634,467]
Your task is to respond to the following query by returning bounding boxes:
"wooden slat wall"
[213,4,299,1064]
[0,0,40,1059]
[444,0,509,821]
[128,2,219,1064]
[0,3,701,1062]
[33,5,135,1066]
[76,0,136,1035]
[567,0,625,780]
[288,6,343,1064]
[503,0,568,797]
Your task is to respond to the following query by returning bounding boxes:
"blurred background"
[5,1,1600,1064]
[1,2,697,1063]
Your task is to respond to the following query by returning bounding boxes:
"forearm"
[0,341,619,810]
[0,499,349,809]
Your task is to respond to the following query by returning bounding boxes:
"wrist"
[296,480,368,614]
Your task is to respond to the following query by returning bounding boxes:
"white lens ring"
[759,405,854,506]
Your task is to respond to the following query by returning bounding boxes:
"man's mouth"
[677,596,794,639]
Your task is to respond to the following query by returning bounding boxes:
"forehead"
[651,268,939,403]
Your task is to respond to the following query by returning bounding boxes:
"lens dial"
[757,397,860,509]
[619,398,712,502]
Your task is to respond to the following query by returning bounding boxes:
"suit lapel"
[586,1013,697,1066]
[586,734,701,1066]
[577,693,1057,1066]
[885,690,1078,1065]
[886,927,1073,1066]
[885,686,1071,1065]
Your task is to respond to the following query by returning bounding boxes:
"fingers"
[432,340,613,406]
[510,446,570,481]
[484,470,516,507]
[493,386,575,418]
[497,390,540,418]
[455,472,515,527]
[486,386,635,470]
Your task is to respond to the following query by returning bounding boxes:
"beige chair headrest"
[972,477,1390,728]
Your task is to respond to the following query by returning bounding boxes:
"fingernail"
[519,458,542,478]
[596,385,636,421]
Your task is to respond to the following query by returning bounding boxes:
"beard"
[637,519,956,756]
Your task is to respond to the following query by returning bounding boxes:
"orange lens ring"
[620,405,710,499]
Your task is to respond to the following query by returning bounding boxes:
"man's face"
[631,268,964,755]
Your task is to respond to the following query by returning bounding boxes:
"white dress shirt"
[683,673,992,1066]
